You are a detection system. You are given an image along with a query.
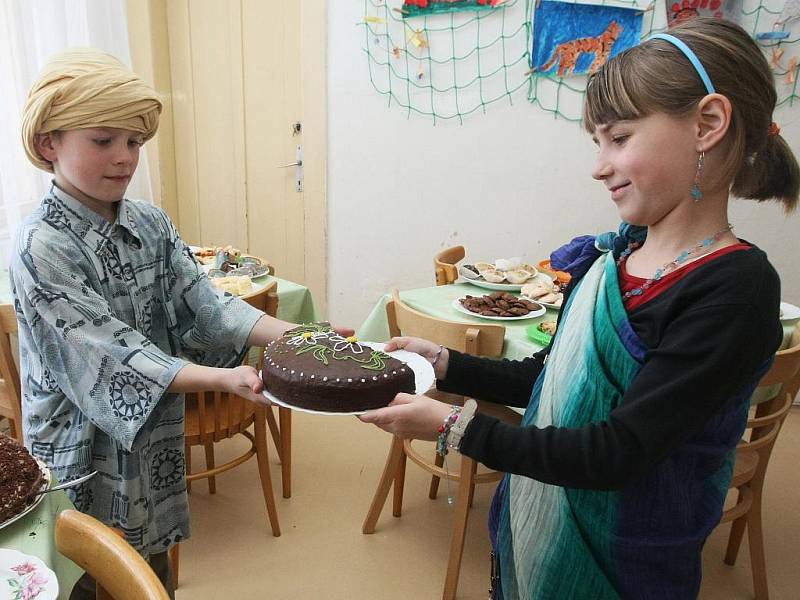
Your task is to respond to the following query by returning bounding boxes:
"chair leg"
[266,406,282,461]
[185,443,192,493]
[467,459,478,508]
[442,455,477,600]
[746,498,769,600]
[392,450,407,517]
[429,451,444,499]
[363,435,405,534]
[169,543,180,589]
[279,407,292,498]
[724,488,747,565]
[203,442,216,494]
[253,407,281,537]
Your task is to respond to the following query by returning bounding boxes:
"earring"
[691,151,705,202]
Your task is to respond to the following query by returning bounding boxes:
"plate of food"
[521,274,564,310]
[527,320,557,345]
[0,549,59,600]
[0,435,52,530]
[452,293,545,321]
[459,258,541,291]
[780,301,800,322]
[260,328,434,415]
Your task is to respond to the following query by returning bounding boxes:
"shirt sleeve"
[14,245,187,452]
[436,349,547,407]
[156,210,263,367]
[458,300,782,490]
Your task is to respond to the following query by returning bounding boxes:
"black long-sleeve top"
[437,245,782,490]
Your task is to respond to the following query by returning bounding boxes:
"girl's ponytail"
[732,132,800,211]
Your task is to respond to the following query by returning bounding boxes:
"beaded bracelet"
[435,405,462,456]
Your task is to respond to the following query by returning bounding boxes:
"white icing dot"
[311,375,315,379]
[323,377,328,382]
[361,378,365,383]
[336,378,340,382]
[383,374,388,378]
[300,372,304,377]
[283,367,287,371]
[401,368,406,372]
[291,370,295,374]
[373,376,377,381]
[347,378,352,382]
[392,371,397,375]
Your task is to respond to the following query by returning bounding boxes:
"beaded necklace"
[617,224,733,302]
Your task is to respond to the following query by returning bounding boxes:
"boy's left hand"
[226,365,270,405]
[359,393,452,440]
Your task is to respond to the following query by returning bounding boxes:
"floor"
[175,406,800,599]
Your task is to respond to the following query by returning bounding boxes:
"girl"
[360,18,798,599]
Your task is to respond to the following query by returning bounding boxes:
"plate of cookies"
[452,292,545,321]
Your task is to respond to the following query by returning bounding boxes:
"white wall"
[327,3,800,328]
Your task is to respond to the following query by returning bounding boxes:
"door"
[127,0,327,313]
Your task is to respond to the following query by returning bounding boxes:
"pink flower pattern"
[6,561,52,600]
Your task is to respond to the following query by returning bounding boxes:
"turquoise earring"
[691,151,705,202]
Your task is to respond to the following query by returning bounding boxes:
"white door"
[128,0,327,312]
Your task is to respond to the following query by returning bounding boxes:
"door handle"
[277,145,303,192]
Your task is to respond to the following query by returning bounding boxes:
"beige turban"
[21,48,162,172]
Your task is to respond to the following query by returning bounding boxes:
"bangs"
[583,49,652,133]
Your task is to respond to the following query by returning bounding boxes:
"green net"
[362,0,800,124]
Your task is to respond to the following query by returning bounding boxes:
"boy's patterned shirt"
[9,185,262,557]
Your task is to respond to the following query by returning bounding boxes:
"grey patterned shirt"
[9,185,262,557]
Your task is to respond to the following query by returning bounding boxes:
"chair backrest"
[186,280,279,444]
[0,303,22,441]
[434,246,465,286]
[387,289,504,357]
[55,509,170,600]
[757,321,800,401]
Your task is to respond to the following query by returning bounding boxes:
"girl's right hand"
[384,336,450,380]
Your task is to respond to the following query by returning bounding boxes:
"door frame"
[127,0,328,315]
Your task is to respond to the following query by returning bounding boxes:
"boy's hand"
[226,365,270,405]
[333,325,355,337]
[359,393,451,440]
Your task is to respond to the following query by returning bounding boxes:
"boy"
[13,48,298,598]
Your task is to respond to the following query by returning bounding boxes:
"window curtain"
[0,0,155,268]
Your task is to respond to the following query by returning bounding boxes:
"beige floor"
[177,406,800,599]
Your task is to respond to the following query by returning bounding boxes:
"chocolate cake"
[262,323,416,412]
[0,434,45,523]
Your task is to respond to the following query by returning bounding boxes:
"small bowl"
[538,259,571,284]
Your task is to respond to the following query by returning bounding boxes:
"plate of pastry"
[0,457,51,530]
[260,342,435,416]
[780,301,800,322]
[520,274,564,310]
[459,258,542,292]
[452,293,546,321]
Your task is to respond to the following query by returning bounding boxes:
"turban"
[21,48,162,172]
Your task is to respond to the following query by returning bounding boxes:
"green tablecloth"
[0,489,82,600]
[357,283,555,360]
[358,283,799,404]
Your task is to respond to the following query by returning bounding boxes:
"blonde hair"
[583,17,799,211]
[22,48,162,172]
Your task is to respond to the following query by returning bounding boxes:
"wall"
[327,3,800,328]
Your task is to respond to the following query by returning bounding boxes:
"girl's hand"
[359,393,452,440]
[333,325,355,337]
[226,365,270,405]
[384,337,449,379]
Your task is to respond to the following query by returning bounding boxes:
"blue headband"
[648,33,715,94]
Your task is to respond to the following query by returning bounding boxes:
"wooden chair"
[434,246,465,286]
[718,322,800,600]
[55,509,170,600]
[176,282,283,585]
[362,289,520,600]
[184,280,282,532]
[0,303,22,442]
